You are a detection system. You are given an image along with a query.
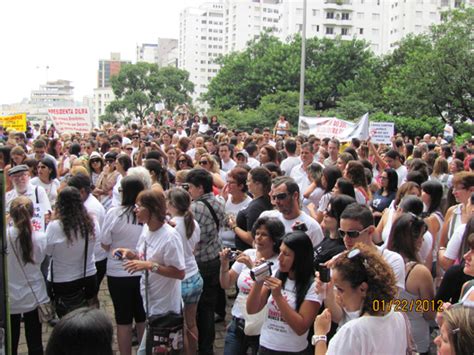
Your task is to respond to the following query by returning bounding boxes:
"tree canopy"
[103,63,194,123]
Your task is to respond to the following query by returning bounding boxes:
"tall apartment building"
[94,52,131,121]
[179,2,225,102]
[30,80,74,106]
[180,0,471,103]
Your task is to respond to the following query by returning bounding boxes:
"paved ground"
[17,280,229,354]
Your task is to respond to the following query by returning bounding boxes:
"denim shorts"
[181,272,204,304]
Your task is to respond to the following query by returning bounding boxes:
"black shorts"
[107,276,146,325]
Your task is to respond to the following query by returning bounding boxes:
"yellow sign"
[0,113,27,132]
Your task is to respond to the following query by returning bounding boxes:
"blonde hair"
[197,153,220,173]
[442,306,474,354]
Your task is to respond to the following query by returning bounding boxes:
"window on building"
[296,8,303,16]
[341,28,349,35]
[341,13,350,20]
[357,12,364,19]
[359,28,364,34]
[312,9,319,16]
[326,11,334,19]
[372,13,380,20]
[312,24,320,32]
[297,24,303,32]
[326,27,334,34]
[416,11,422,18]
[372,28,380,36]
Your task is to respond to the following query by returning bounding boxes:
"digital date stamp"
[372,299,443,313]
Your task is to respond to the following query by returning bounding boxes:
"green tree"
[107,63,194,122]
[382,8,474,125]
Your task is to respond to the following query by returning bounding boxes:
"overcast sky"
[1,0,198,105]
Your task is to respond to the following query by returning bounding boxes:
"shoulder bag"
[50,233,89,318]
[9,239,55,323]
[144,241,184,355]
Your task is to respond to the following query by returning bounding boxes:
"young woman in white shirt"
[314,243,409,355]
[46,187,99,318]
[113,189,186,355]
[166,187,203,355]
[220,217,285,355]
[247,231,322,354]
[100,176,146,355]
[8,196,49,355]
[30,157,60,205]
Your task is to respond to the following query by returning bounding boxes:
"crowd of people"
[1,111,474,355]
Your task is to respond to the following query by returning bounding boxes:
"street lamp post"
[298,0,307,133]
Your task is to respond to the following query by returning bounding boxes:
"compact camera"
[227,250,239,261]
[292,222,308,232]
[250,261,274,283]
[113,250,123,260]
[319,263,331,283]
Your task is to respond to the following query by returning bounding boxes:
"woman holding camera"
[247,231,322,354]
[113,189,186,355]
[220,217,285,355]
[100,176,146,355]
[313,244,408,355]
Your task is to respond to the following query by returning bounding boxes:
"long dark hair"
[145,159,169,190]
[379,168,398,194]
[9,196,35,264]
[323,166,342,193]
[387,213,427,262]
[120,176,145,224]
[276,231,314,311]
[56,187,95,243]
[421,180,443,216]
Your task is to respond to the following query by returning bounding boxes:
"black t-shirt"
[313,236,346,272]
[235,195,273,251]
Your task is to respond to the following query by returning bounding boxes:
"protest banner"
[298,113,369,141]
[369,122,394,144]
[47,107,92,134]
[0,113,27,132]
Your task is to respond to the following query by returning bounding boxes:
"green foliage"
[108,63,194,122]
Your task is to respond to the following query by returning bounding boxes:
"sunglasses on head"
[271,192,290,201]
[338,226,370,238]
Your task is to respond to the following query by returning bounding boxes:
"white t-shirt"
[259,279,322,352]
[327,309,408,355]
[111,175,123,208]
[172,216,201,279]
[396,165,408,187]
[8,228,49,314]
[290,163,311,196]
[84,194,107,262]
[100,206,144,277]
[259,210,324,247]
[445,224,466,261]
[137,224,185,315]
[378,245,406,290]
[302,187,324,213]
[418,232,433,264]
[46,219,99,283]
[281,156,301,176]
[221,159,237,173]
[247,157,260,169]
[231,249,279,319]
[317,192,332,213]
[6,183,51,233]
[219,195,253,248]
[30,177,60,206]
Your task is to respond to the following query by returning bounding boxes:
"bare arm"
[246,281,270,315]
[414,265,436,321]
[439,207,455,248]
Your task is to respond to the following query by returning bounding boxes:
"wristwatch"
[311,335,327,346]
[150,263,160,273]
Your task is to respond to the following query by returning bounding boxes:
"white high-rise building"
[179,2,225,103]
[180,0,471,103]
[157,38,179,67]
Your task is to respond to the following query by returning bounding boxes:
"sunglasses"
[338,226,370,238]
[132,136,139,139]
[90,159,101,164]
[199,160,209,166]
[178,160,188,164]
[271,192,290,201]
[111,142,120,146]
[126,148,133,151]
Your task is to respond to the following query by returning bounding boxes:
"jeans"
[197,258,220,355]
[11,309,43,355]
[224,317,259,355]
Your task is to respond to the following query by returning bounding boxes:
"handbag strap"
[9,237,41,307]
[51,227,89,287]
[144,241,150,320]
[198,198,219,230]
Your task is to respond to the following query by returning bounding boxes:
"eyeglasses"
[338,226,370,238]
[178,160,187,164]
[271,192,290,201]
[111,141,120,146]
[126,147,133,151]
[199,160,209,166]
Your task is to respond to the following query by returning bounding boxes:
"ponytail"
[183,210,196,240]
[10,197,35,264]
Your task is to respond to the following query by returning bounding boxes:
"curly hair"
[56,187,95,243]
[333,243,397,316]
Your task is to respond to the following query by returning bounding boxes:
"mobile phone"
[319,264,331,283]
[145,142,151,147]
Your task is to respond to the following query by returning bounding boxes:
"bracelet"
[311,335,327,346]
[439,247,446,251]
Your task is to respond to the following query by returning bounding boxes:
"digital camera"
[250,261,273,283]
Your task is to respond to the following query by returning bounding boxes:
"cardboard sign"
[0,113,27,132]
[47,107,92,134]
[369,122,394,144]
[298,113,369,141]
